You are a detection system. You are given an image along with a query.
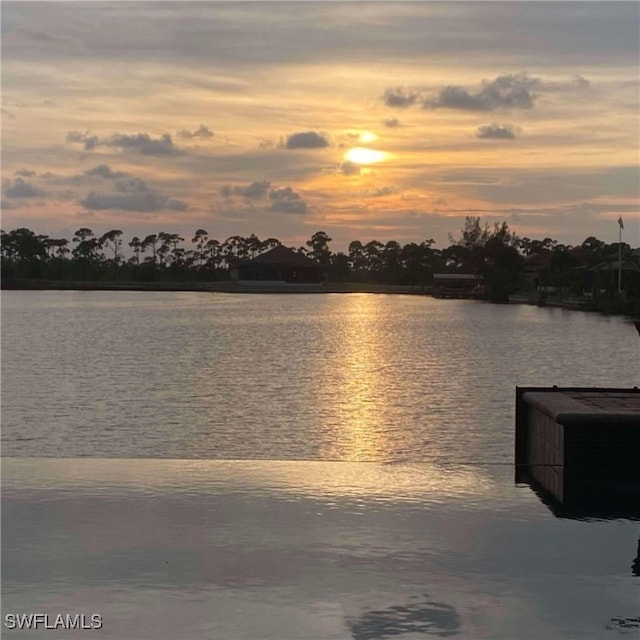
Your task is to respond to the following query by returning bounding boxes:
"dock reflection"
[519,478,640,635]
[520,479,640,577]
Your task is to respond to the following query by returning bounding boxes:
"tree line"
[1,218,638,306]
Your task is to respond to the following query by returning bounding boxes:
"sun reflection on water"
[319,294,391,462]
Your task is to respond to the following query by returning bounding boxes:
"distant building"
[586,258,640,293]
[432,273,486,299]
[230,245,324,285]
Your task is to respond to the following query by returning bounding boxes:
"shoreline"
[0,279,429,295]
[3,280,637,318]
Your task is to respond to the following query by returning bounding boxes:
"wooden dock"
[515,387,640,506]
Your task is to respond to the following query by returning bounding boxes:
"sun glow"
[345,147,386,165]
[358,131,378,143]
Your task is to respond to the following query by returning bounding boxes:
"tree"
[440,244,469,271]
[47,238,70,260]
[306,231,332,266]
[448,216,490,249]
[192,229,209,268]
[168,235,185,267]
[46,238,70,280]
[157,240,170,268]
[72,228,100,280]
[261,237,281,252]
[519,236,557,256]
[99,229,123,267]
[490,221,519,248]
[204,239,221,270]
[445,219,522,296]
[348,240,367,277]
[482,235,523,302]
[157,232,183,267]
[0,230,9,260]
[363,240,384,276]
[141,234,158,265]
[400,241,438,286]
[171,247,186,269]
[129,236,142,265]
[539,245,577,295]
[1,228,49,278]
[222,235,248,265]
[573,236,607,268]
[245,234,262,258]
[419,239,441,283]
[72,228,100,261]
[328,252,351,282]
[381,241,402,283]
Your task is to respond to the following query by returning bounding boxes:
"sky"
[1,1,639,252]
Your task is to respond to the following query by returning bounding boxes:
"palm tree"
[46,238,70,280]
[222,235,248,265]
[129,236,142,265]
[157,232,182,268]
[141,234,158,266]
[99,230,123,267]
[72,228,100,280]
[191,229,209,268]
[204,238,221,270]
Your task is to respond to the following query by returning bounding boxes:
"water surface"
[2,291,637,460]
[2,292,639,639]
[2,458,639,640]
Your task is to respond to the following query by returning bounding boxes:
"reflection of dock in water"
[514,385,640,584]
[523,479,640,634]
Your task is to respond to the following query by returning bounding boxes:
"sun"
[358,131,378,143]
[345,147,386,165]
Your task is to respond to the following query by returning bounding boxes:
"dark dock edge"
[515,386,640,508]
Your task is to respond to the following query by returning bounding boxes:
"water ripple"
[2,291,638,460]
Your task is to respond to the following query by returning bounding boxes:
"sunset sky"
[2,1,638,252]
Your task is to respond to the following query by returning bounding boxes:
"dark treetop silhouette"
[2,218,639,313]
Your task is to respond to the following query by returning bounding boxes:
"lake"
[1,291,639,639]
[2,290,638,460]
